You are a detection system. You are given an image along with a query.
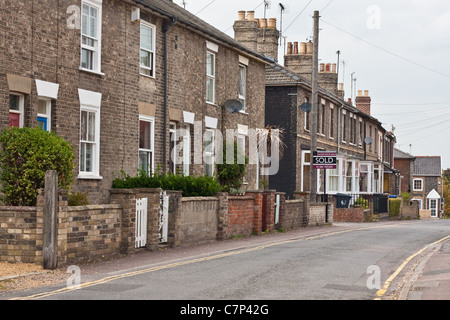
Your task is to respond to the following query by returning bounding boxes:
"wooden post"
[43,170,58,270]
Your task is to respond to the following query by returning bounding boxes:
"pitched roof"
[414,156,442,176]
[394,148,415,159]
[134,0,272,63]
[265,64,370,119]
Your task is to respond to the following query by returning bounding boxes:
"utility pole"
[310,10,320,203]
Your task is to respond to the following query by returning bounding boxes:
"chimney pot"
[238,11,246,21]
[287,42,293,55]
[268,18,277,29]
[338,83,344,91]
[259,18,267,28]
[246,11,255,21]
[319,63,325,72]
[306,41,313,54]
[293,42,299,54]
[299,42,307,54]
[332,63,337,73]
[358,90,363,97]
[325,63,331,72]
[364,90,369,96]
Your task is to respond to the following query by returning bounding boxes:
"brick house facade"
[1,0,271,204]
[411,156,443,218]
[232,11,397,199]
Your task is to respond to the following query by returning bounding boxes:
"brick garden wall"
[180,197,219,245]
[333,207,370,223]
[1,188,332,265]
[59,205,123,265]
[280,199,308,230]
[228,196,256,237]
[0,207,41,263]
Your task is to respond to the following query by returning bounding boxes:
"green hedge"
[0,127,75,206]
[389,198,402,218]
[112,170,222,197]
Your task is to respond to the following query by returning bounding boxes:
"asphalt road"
[5,219,450,302]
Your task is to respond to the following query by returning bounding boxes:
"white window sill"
[78,174,103,180]
[206,101,218,107]
[140,73,156,80]
[239,110,248,115]
[79,67,105,77]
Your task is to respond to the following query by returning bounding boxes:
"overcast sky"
[176,0,450,169]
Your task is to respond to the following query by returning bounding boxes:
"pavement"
[401,236,450,300]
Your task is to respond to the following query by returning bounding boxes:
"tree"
[0,127,75,206]
[443,169,450,218]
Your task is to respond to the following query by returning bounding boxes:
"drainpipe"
[162,17,177,172]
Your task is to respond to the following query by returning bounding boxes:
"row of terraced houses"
[0,0,431,208]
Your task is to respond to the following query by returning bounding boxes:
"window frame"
[37,98,52,131]
[169,122,177,174]
[80,0,103,74]
[138,115,155,176]
[9,93,24,128]
[304,97,310,132]
[413,178,423,192]
[329,104,334,139]
[79,105,101,179]
[341,110,347,143]
[206,51,216,104]
[140,21,156,78]
[238,64,246,112]
[204,128,215,177]
[182,124,191,176]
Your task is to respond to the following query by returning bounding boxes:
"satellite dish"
[300,102,312,113]
[223,100,243,114]
[364,137,373,145]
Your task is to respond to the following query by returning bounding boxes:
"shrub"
[354,197,368,209]
[216,141,248,193]
[0,127,75,206]
[112,169,222,197]
[401,192,411,205]
[68,192,90,206]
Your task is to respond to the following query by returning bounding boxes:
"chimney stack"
[233,10,280,62]
[284,41,314,81]
[355,90,372,115]
[318,61,339,95]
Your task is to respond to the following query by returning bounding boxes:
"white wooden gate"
[135,198,148,248]
[159,191,169,243]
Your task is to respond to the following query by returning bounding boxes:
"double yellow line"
[11,225,448,300]
[375,235,450,300]
[12,227,370,300]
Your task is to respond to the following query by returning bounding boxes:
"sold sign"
[313,151,337,170]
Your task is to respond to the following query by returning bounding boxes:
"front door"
[430,199,438,218]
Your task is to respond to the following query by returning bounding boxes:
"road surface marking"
[9,224,404,300]
[375,235,450,300]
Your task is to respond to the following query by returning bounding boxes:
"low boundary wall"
[1,188,332,266]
